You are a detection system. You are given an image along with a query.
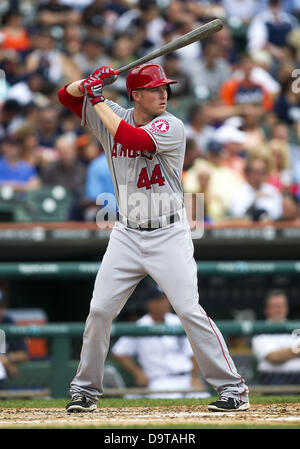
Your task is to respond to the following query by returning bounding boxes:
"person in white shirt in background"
[111,285,211,398]
[247,0,298,59]
[229,152,283,221]
[252,290,300,384]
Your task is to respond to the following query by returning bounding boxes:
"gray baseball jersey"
[82,98,184,223]
[70,98,249,403]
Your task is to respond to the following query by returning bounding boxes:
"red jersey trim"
[57,85,83,119]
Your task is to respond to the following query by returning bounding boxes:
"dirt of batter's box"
[0,404,300,427]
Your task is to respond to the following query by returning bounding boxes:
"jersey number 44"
[137,164,165,190]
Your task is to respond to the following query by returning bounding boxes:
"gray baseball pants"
[70,219,249,402]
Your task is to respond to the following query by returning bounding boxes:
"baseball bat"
[79,18,223,93]
[117,18,223,74]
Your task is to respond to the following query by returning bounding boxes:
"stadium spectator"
[0,134,41,193]
[219,53,274,115]
[84,150,116,221]
[40,133,86,197]
[183,139,244,222]
[0,288,29,390]
[162,53,192,98]
[63,24,83,58]
[182,138,200,182]
[111,285,210,398]
[248,50,281,98]
[211,22,239,65]
[0,9,31,53]
[73,37,110,79]
[222,0,260,24]
[34,106,61,165]
[170,10,202,71]
[238,104,268,152]
[0,48,23,87]
[7,72,55,107]
[0,100,24,141]
[76,133,101,166]
[266,139,292,191]
[228,152,283,221]
[114,0,166,52]
[36,0,81,27]
[59,0,94,11]
[252,290,300,385]
[15,126,39,166]
[274,76,300,126]
[269,120,300,185]
[82,0,120,40]
[214,124,247,176]
[58,107,82,138]
[247,0,298,59]
[279,191,300,221]
[184,103,215,155]
[40,133,87,220]
[108,34,137,98]
[205,54,275,124]
[190,39,231,100]
[24,28,81,85]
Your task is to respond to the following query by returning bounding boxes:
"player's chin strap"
[116,209,185,230]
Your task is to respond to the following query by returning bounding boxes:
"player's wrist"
[90,95,106,106]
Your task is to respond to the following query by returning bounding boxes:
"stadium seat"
[0,185,32,222]
[25,185,73,222]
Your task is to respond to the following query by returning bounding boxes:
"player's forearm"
[66,80,86,97]
[113,354,144,376]
[113,354,139,373]
[113,354,149,386]
[93,102,122,137]
[8,351,29,363]
[266,347,300,364]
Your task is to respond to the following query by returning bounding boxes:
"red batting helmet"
[126,63,177,101]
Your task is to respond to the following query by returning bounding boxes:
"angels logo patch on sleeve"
[151,119,170,134]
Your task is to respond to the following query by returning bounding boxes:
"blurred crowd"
[0,0,300,223]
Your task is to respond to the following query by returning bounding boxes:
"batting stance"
[58,64,250,412]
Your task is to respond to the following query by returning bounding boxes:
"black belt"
[117,212,176,231]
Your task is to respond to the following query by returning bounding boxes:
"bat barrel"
[117,18,223,75]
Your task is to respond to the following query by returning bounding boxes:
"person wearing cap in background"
[214,124,247,176]
[0,288,29,390]
[111,285,210,398]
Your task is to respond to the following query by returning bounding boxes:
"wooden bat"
[117,18,223,74]
[79,18,223,92]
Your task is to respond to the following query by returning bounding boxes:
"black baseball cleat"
[66,394,97,413]
[208,396,250,412]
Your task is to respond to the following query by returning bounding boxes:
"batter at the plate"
[58,64,250,413]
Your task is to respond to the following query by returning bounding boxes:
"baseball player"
[58,64,250,412]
